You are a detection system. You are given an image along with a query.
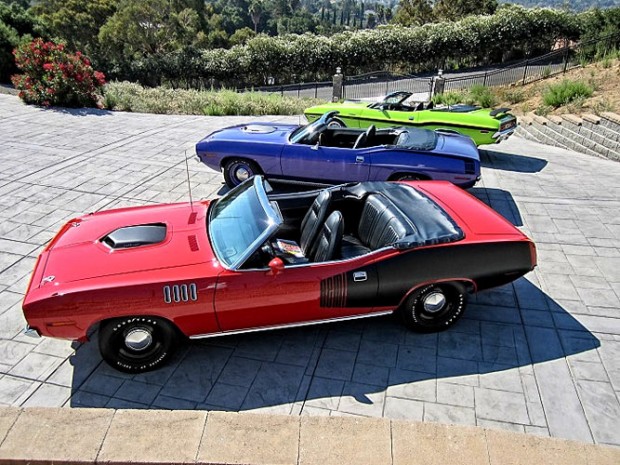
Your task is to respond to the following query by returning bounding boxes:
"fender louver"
[101,223,167,249]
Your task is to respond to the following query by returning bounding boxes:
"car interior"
[302,125,403,150]
[242,182,462,269]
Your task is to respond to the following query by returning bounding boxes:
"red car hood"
[31,201,214,289]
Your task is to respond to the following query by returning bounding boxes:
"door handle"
[353,271,367,282]
[356,156,364,163]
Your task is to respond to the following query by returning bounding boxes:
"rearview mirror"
[267,257,285,275]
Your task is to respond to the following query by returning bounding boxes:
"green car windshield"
[395,128,438,151]
[208,177,281,269]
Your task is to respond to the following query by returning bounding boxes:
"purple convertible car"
[196,111,481,189]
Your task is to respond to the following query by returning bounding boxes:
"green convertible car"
[304,91,517,146]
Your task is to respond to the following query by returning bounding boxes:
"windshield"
[395,128,438,151]
[208,178,281,269]
[290,110,338,144]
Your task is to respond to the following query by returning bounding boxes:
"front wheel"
[400,283,467,333]
[99,316,178,373]
[223,159,260,188]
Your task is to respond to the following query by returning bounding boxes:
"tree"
[98,0,207,59]
[393,0,433,26]
[0,1,46,82]
[434,0,497,22]
[31,0,118,55]
[249,0,264,33]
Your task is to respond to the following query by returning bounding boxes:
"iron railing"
[342,71,433,100]
[239,80,332,100]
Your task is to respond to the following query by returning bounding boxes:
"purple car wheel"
[400,283,467,333]
[223,159,260,188]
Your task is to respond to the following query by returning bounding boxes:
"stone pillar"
[332,67,343,102]
[432,69,445,99]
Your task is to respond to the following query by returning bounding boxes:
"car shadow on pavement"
[66,278,599,414]
[480,148,548,173]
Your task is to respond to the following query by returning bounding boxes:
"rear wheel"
[400,283,467,333]
[223,159,261,188]
[99,316,178,373]
[393,173,424,181]
[327,118,346,129]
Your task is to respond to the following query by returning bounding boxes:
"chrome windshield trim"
[189,310,394,340]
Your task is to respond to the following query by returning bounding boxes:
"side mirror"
[267,257,285,275]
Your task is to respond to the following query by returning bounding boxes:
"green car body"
[305,91,517,146]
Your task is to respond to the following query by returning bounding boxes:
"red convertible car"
[23,177,536,373]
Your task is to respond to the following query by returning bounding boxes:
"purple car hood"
[197,123,298,147]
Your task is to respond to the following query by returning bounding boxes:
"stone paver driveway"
[0,94,619,446]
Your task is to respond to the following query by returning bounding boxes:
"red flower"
[43,63,54,71]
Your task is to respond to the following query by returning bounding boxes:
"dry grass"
[495,57,620,116]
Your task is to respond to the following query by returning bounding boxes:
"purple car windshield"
[395,128,438,151]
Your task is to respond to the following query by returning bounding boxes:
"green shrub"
[432,91,465,106]
[502,88,526,104]
[467,84,497,108]
[12,38,106,107]
[535,104,552,116]
[542,79,594,108]
[103,81,322,116]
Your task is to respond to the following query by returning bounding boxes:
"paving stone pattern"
[0,94,619,446]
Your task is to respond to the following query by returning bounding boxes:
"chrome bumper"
[24,325,41,338]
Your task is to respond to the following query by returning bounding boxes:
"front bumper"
[24,325,41,338]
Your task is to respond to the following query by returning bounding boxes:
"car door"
[359,106,419,129]
[213,261,379,332]
[280,143,370,183]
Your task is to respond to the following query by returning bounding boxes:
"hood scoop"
[242,125,276,134]
[101,223,167,249]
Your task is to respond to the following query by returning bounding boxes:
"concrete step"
[517,112,620,162]
[0,407,619,465]
[517,116,570,151]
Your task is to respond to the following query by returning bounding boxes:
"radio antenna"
[184,150,194,212]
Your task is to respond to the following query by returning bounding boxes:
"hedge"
[111,6,581,88]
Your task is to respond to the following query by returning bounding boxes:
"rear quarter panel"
[368,148,477,186]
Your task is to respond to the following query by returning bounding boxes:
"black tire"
[223,159,260,188]
[99,316,178,373]
[327,118,346,129]
[400,283,467,333]
[394,173,423,181]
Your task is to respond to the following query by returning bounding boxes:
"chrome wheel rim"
[422,291,446,314]
[235,166,250,182]
[124,328,153,352]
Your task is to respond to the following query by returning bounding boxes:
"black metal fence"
[342,71,433,100]
[239,80,332,100]
[442,32,620,92]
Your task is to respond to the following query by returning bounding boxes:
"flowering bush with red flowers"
[11,38,106,108]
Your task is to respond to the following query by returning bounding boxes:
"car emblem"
[41,275,55,284]
[71,222,81,227]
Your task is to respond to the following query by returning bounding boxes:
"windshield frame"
[289,110,338,144]
[208,176,282,270]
